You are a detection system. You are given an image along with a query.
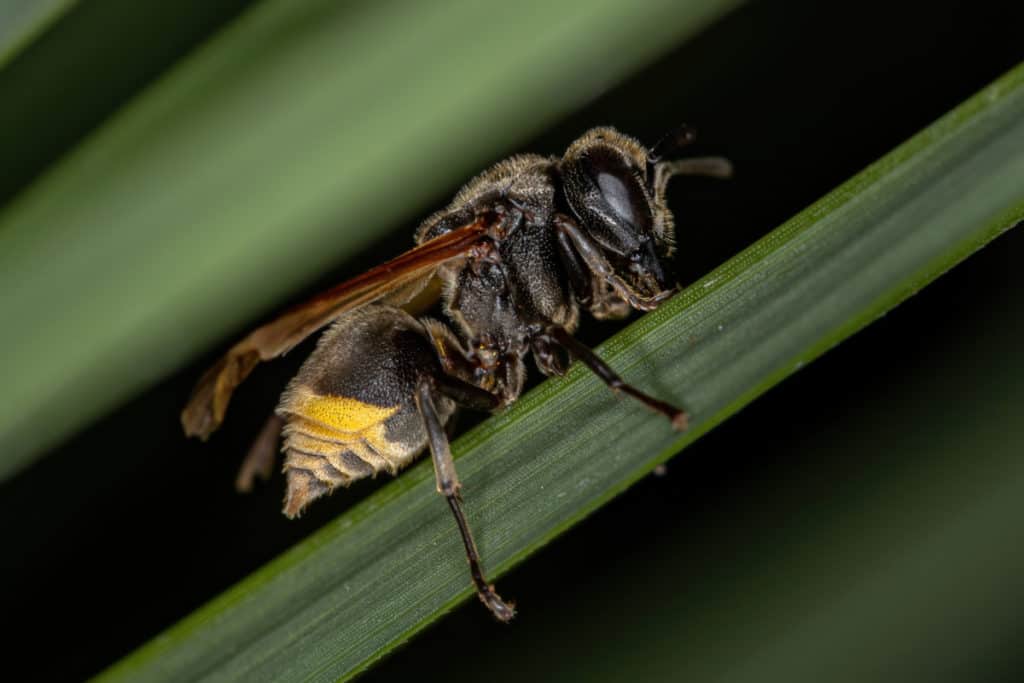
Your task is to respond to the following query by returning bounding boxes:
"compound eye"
[583,147,652,235]
[596,171,640,227]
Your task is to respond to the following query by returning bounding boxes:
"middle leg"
[543,326,688,431]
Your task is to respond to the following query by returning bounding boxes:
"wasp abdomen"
[276,306,455,517]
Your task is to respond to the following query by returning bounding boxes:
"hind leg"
[235,413,284,493]
[415,374,515,622]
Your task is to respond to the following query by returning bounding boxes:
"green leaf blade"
[98,61,1024,683]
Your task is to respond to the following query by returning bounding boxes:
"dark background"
[2,1,1022,680]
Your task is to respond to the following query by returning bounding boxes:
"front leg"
[553,213,673,311]
[554,223,594,306]
[555,225,630,320]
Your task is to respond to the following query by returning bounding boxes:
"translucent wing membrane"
[181,220,490,439]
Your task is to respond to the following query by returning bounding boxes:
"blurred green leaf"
[0,0,76,67]
[0,0,741,481]
[97,61,1024,683]
[0,0,257,206]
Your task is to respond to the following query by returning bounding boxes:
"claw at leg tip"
[481,589,516,623]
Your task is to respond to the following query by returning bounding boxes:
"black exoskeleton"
[187,126,732,622]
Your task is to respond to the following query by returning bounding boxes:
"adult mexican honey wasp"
[181,126,731,622]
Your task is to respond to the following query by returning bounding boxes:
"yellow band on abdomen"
[295,392,399,434]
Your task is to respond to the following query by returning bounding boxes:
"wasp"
[181,126,731,622]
